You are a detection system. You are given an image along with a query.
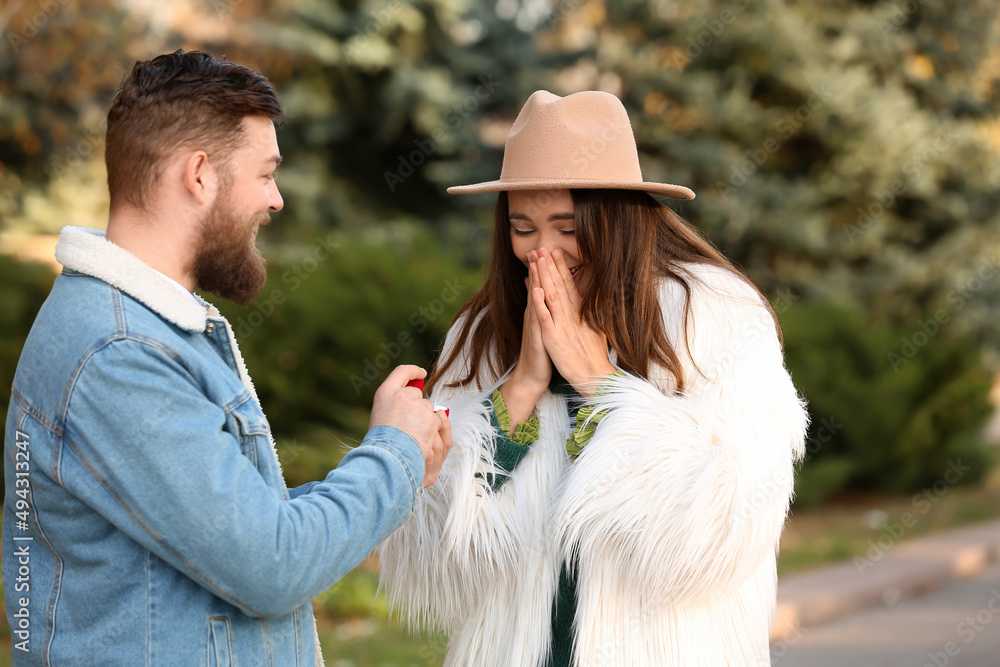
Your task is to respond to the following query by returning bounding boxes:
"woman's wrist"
[500,369,547,433]
[505,365,549,399]
[569,362,617,400]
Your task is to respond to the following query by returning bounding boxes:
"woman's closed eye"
[511,228,574,237]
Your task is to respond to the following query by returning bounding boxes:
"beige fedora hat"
[447,89,695,199]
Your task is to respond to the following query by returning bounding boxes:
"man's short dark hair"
[105,49,283,211]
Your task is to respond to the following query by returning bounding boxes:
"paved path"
[772,519,1000,640]
[773,560,1000,666]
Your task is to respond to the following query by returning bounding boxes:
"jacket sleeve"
[376,314,559,631]
[64,337,424,618]
[554,267,808,606]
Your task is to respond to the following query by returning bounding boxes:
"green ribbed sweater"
[483,371,616,667]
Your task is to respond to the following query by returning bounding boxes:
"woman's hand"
[499,254,551,431]
[513,252,552,392]
[530,247,616,400]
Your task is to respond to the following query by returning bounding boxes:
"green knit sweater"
[483,370,619,667]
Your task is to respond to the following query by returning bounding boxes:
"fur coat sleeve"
[555,264,808,607]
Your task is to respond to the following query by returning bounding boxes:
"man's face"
[190,116,283,306]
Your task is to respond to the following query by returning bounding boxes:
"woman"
[378,90,807,666]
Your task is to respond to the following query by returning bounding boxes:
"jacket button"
[206,322,216,333]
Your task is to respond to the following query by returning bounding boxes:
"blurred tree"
[6,1,999,329]
[0,0,134,231]
[468,0,1000,340]
[261,0,1000,350]
[241,0,548,236]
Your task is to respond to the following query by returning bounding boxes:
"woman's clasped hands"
[502,247,616,425]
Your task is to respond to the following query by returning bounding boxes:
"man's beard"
[190,195,269,307]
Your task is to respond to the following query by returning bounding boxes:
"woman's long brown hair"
[428,188,778,392]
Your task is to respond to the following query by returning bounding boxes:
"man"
[2,50,450,666]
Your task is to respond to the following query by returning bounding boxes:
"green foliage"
[312,567,448,665]
[547,0,1000,341]
[314,567,388,619]
[782,301,994,506]
[792,457,854,509]
[212,224,482,485]
[0,255,57,481]
[318,626,445,667]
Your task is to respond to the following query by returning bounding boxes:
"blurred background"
[1,0,999,664]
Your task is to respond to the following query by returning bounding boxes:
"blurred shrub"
[781,302,993,507]
[0,255,56,644]
[2,248,993,506]
[0,255,57,479]
[313,567,387,619]
[213,224,483,486]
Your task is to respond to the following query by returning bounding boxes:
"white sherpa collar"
[55,226,210,332]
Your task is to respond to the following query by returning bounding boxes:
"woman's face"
[507,189,589,293]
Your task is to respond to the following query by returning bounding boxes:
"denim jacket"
[3,226,425,666]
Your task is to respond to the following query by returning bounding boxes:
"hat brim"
[446,179,695,200]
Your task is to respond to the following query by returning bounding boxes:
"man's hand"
[369,365,451,487]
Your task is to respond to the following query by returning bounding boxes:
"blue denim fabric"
[3,265,424,666]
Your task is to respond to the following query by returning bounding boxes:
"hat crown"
[500,90,643,184]
[446,89,694,200]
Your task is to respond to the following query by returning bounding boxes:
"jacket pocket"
[229,396,270,469]
[207,616,234,667]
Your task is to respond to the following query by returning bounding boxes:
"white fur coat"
[377,263,808,667]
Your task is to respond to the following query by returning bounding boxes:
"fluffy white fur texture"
[377,262,808,667]
[56,226,209,331]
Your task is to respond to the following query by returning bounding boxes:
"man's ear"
[182,151,214,206]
